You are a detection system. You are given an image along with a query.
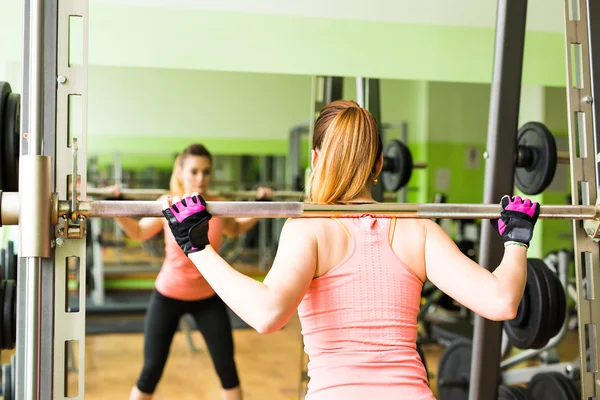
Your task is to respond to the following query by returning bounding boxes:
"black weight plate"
[437,340,471,400]
[549,373,579,400]
[504,259,550,349]
[0,280,5,351]
[536,259,558,348]
[10,280,16,348]
[2,362,11,400]
[382,139,413,191]
[0,81,12,191]
[511,385,536,400]
[3,280,14,350]
[498,385,521,400]
[515,122,557,195]
[527,372,571,400]
[548,267,567,339]
[0,249,6,282]
[6,241,16,281]
[3,93,20,192]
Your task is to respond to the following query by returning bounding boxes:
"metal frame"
[564,0,600,397]
[469,1,528,398]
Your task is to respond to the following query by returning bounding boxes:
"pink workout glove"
[162,194,212,255]
[490,195,540,247]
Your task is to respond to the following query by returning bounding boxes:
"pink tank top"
[154,216,224,301]
[297,216,434,400]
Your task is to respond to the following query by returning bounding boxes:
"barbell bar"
[85,188,404,201]
[0,192,598,223]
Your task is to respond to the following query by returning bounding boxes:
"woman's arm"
[114,195,167,242]
[218,187,274,238]
[423,220,527,321]
[114,216,164,242]
[221,217,260,238]
[188,218,317,333]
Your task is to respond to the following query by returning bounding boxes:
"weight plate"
[549,372,579,400]
[2,362,12,400]
[515,122,557,195]
[511,385,536,400]
[3,93,20,191]
[0,249,6,282]
[3,280,14,350]
[437,340,471,400]
[382,139,413,192]
[10,280,16,348]
[6,241,16,281]
[547,266,567,339]
[0,81,12,191]
[527,372,571,400]
[498,385,524,400]
[536,259,558,348]
[0,280,5,351]
[504,259,550,349]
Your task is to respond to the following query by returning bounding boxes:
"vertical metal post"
[564,0,600,397]
[357,78,385,202]
[469,1,528,399]
[19,0,55,398]
[53,0,89,398]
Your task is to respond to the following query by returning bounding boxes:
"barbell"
[85,188,404,202]
[0,191,598,224]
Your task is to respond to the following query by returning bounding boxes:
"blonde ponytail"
[169,154,185,198]
[308,101,382,204]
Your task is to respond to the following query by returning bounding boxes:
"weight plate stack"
[3,280,15,350]
[437,340,472,400]
[504,259,551,349]
[0,81,13,191]
[2,92,20,192]
[527,372,579,400]
[498,384,535,400]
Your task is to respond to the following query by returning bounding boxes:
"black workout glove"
[162,194,212,255]
[490,195,540,247]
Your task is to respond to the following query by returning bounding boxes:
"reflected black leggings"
[136,289,240,394]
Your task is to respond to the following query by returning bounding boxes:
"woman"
[116,144,271,400]
[161,101,539,399]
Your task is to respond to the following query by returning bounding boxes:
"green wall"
[0,2,568,86]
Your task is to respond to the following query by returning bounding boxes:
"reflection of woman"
[161,101,540,400]
[114,144,271,400]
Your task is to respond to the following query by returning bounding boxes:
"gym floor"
[0,314,580,399]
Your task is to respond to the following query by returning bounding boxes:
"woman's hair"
[169,144,212,197]
[308,100,382,204]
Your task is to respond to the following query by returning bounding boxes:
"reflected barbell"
[85,188,404,202]
[0,192,598,224]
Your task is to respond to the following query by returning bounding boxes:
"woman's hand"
[162,193,212,255]
[256,186,274,200]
